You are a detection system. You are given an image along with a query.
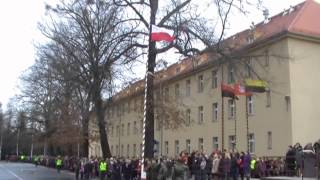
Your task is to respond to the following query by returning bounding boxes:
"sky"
[0,0,305,109]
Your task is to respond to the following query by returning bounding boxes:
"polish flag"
[151,25,175,42]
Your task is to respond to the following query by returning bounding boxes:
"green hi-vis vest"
[56,159,62,166]
[34,156,39,161]
[99,162,107,172]
[250,159,256,170]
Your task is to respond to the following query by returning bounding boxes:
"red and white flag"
[151,25,175,42]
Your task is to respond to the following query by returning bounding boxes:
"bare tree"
[39,0,142,158]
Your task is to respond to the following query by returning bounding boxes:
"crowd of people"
[8,141,320,180]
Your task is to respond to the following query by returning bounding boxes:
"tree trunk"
[82,116,89,158]
[144,0,158,159]
[94,92,111,158]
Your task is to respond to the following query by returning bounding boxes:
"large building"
[89,0,320,158]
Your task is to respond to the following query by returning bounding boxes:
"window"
[140,144,143,157]
[228,65,235,83]
[164,87,169,102]
[228,135,236,150]
[165,141,169,155]
[247,96,254,115]
[212,103,218,121]
[228,99,235,119]
[121,144,124,157]
[198,106,204,124]
[198,138,204,151]
[249,133,255,153]
[175,140,180,156]
[186,139,191,154]
[116,125,120,137]
[264,50,269,67]
[116,145,119,156]
[127,101,131,113]
[175,83,180,99]
[212,70,218,89]
[133,144,137,157]
[186,109,191,126]
[111,126,114,137]
[134,99,138,112]
[122,103,125,115]
[266,91,271,107]
[186,79,191,96]
[127,144,130,157]
[121,124,124,136]
[127,123,130,136]
[198,75,204,93]
[140,120,143,134]
[245,58,252,78]
[140,98,144,112]
[213,137,219,151]
[267,131,272,150]
[176,67,181,73]
[133,121,137,134]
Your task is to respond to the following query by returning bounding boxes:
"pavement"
[0,161,76,180]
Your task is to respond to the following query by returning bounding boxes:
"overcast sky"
[0,0,305,108]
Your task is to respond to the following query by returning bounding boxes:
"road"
[0,161,76,180]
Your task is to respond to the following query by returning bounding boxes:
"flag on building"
[244,79,267,93]
[151,25,175,42]
[221,83,237,99]
[234,83,252,96]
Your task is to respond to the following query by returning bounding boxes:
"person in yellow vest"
[250,156,257,178]
[20,155,25,162]
[56,156,63,173]
[99,158,108,180]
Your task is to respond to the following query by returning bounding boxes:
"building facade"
[89,0,320,158]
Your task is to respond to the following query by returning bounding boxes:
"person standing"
[99,158,108,180]
[56,156,63,173]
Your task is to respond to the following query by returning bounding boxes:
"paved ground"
[0,161,75,180]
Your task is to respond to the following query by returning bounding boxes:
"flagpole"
[234,98,237,151]
[221,65,224,151]
[245,96,249,152]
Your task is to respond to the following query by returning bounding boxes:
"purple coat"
[243,154,251,174]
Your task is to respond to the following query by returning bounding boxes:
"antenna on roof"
[263,8,270,24]
[288,5,295,14]
[282,8,289,16]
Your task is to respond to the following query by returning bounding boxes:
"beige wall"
[288,37,320,145]
[89,35,319,158]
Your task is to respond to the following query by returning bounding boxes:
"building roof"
[112,0,320,102]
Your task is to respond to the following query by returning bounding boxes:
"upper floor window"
[264,50,269,67]
[186,79,191,97]
[127,101,131,113]
[266,90,271,107]
[133,121,137,134]
[198,106,204,124]
[186,109,191,126]
[212,103,218,122]
[175,83,180,99]
[127,123,130,136]
[245,58,252,78]
[247,96,254,115]
[228,65,235,84]
[212,70,218,89]
[228,99,235,119]
[164,87,169,102]
[175,140,180,156]
[198,75,204,93]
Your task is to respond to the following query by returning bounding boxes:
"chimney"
[263,9,270,24]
